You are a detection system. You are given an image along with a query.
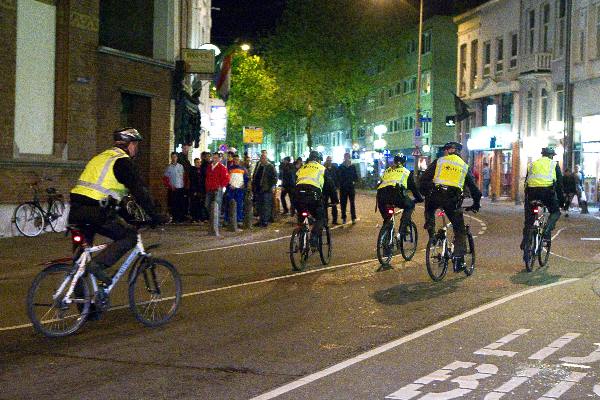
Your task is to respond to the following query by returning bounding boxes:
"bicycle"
[13,177,65,237]
[523,200,551,272]
[425,207,476,282]
[376,205,418,266]
[289,210,332,271]
[26,218,182,338]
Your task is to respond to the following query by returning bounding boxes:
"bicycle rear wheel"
[399,220,418,261]
[426,235,448,281]
[129,257,181,327]
[538,237,551,267]
[48,199,66,232]
[318,226,332,265]
[14,202,45,237]
[463,232,476,276]
[27,263,91,337]
[376,221,395,266]
[290,228,309,271]
[524,229,538,272]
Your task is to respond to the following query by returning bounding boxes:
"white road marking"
[528,333,581,360]
[537,371,587,400]
[484,368,540,399]
[581,238,600,241]
[249,278,580,400]
[474,328,530,357]
[561,362,591,369]
[560,343,600,364]
[552,227,566,241]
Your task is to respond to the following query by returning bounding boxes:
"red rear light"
[533,207,540,214]
[437,211,445,217]
[301,211,309,217]
[71,230,84,244]
[387,208,394,215]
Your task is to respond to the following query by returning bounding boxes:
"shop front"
[579,115,600,203]
[466,124,518,199]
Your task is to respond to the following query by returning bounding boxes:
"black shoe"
[309,235,319,250]
[453,256,465,272]
[87,261,112,287]
[519,239,526,250]
[342,218,347,224]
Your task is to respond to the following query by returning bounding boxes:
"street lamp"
[240,43,251,52]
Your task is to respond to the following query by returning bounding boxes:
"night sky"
[210,0,489,48]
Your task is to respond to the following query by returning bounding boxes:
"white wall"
[14,0,56,156]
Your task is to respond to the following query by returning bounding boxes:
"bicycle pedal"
[94,290,110,311]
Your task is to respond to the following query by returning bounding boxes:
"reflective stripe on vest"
[378,166,410,190]
[527,157,557,187]
[296,162,325,189]
[433,154,468,189]
[71,147,129,201]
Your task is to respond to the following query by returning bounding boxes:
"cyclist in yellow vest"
[295,150,333,248]
[420,141,482,269]
[376,153,423,228]
[69,128,168,287]
[520,147,564,250]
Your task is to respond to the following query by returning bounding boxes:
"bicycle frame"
[530,205,548,253]
[58,233,147,304]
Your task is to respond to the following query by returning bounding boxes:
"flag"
[215,53,232,102]
[453,92,471,122]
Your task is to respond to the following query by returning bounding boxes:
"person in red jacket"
[205,152,229,234]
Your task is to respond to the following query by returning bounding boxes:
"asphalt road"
[1,194,599,399]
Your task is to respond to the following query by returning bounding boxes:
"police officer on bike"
[376,153,423,228]
[69,128,168,287]
[520,147,564,250]
[420,141,482,268]
[294,150,333,248]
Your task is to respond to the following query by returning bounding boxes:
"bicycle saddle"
[46,187,57,194]
[529,200,544,207]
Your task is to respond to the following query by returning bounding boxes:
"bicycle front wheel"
[27,263,91,337]
[524,229,538,272]
[538,237,551,267]
[48,199,66,232]
[399,220,418,261]
[376,221,395,266]
[463,232,476,276]
[129,258,182,327]
[318,226,332,265]
[14,203,45,237]
[426,236,448,281]
[290,228,309,271]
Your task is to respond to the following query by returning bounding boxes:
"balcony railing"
[519,52,552,74]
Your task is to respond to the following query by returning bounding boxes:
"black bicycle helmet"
[541,147,556,156]
[308,150,323,162]
[393,153,407,164]
[442,141,463,152]
[113,127,143,143]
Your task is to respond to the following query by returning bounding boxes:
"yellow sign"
[182,49,215,74]
[243,127,264,144]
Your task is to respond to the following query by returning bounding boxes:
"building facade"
[0,0,212,236]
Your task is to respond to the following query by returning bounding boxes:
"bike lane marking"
[248,278,579,400]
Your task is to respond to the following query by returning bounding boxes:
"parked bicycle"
[376,205,418,266]
[523,200,551,272]
[425,207,476,282]
[27,208,181,337]
[14,177,65,237]
[289,210,332,271]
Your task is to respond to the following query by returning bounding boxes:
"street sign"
[413,127,423,147]
[243,126,264,144]
[181,49,215,74]
[419,117,432,123]
[219,144,228,152]
[412,147,422,156]
[351,150,360,160]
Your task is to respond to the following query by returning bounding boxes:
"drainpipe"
[563,0,573,171]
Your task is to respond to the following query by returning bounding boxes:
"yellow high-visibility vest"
[71,147,129,201]
[296,161,325,189]
[378,166,410,190]
[527,157,557,188]
[433,154,469,189]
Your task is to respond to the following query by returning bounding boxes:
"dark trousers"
[168,188,187,222]
[68,203,137,268]
[322,190,339,224]
[295,185,325,237]
[257,191,273,226]
[189,191,205,221]
[340,187,356,221]
[280,186,294,214]
[424,189,467,257]
[377,186,414,226]
[523,187,561,240]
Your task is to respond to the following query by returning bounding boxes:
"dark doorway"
[121,93,151,184]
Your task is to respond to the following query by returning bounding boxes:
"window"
[556,84,564,121]
[578,11,587,62]
[527,91,533,137]
[557,0,566,55]
[483,41,491,77]
[421,31,432,54]
[470,40,478,89]
[542,3,551,52]
[406,39,417,54]
[422,111,431,134]
[394,119,401,132]
[388,88,393,98]
[510,33,518,68]
[403,76,417,94]
[379,89,385,106]
[395,82,402,95]
[459,43,467,93]
[529,9,536,53]
[496,38,504,73]
[500,93,513,124]
[403,116,415,131]
[421,70,431,94]
[388,121,394,133]
[540,88,549,130]
[100,0,154,57]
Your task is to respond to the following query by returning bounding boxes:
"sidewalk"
[480,196,600,214]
